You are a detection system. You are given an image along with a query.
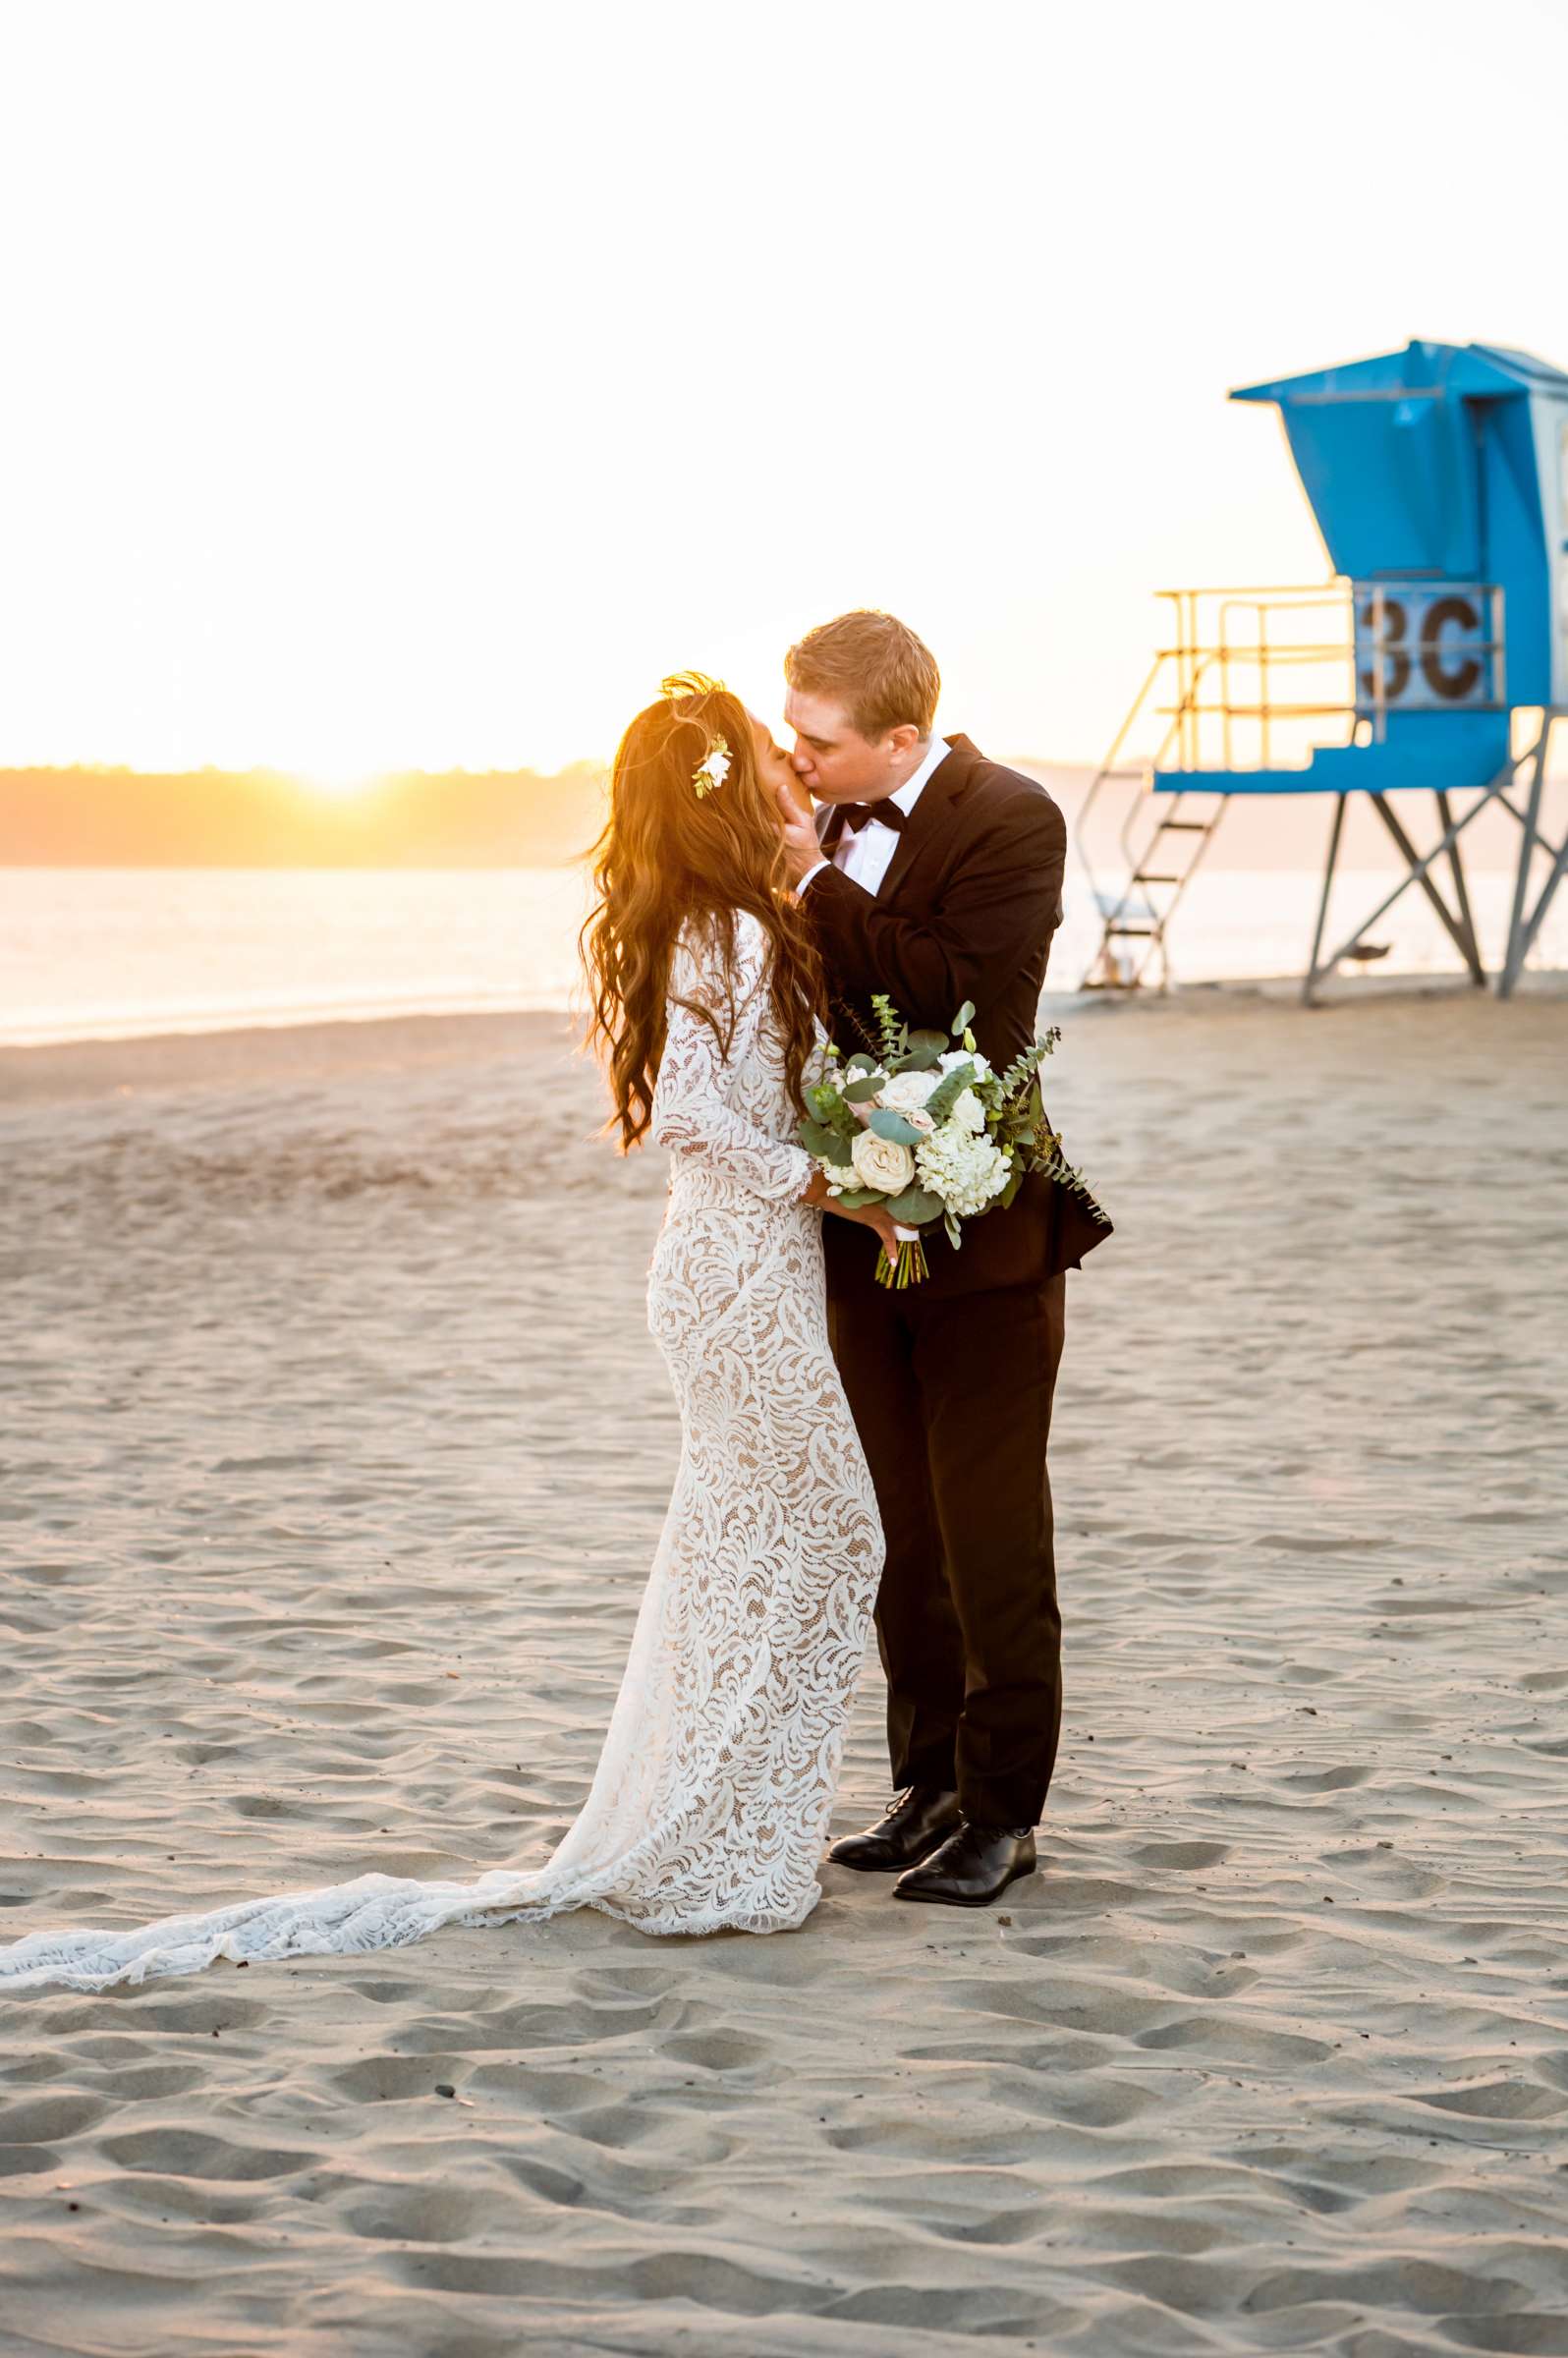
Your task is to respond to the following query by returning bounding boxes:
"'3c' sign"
[1355,584,1497,710]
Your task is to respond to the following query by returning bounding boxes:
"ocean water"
[1,865,1563,1047]
[0,869,592,1046]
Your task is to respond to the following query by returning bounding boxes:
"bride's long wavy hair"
[580,673,824,1151]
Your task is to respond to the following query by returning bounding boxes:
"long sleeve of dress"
[649,914,815,1203]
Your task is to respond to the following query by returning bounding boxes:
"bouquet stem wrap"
[875,1223,929,1290]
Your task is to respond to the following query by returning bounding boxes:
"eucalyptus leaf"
[943,1209,963,1250]
[997,1039,1046,1106]
[951,999,976,1035]
[889,1043,942,1073]
[833,1186,882,1209]
[800,1119,854,1165]
[924,1058,977,1125]
[843,1073,885,1103]
[883,1185,944,1224]
[844,1050,879,1077]
[869,991,904,1061]
[907,1028,948,1057]
[998,1158,1025,1210]
[868,1106,926,1146]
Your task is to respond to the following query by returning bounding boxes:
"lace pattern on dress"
[0,910,884,1990]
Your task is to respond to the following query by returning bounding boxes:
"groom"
[777,609,1099,1908]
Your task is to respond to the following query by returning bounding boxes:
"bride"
[0,675,891,1992]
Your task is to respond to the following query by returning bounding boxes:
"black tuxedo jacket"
[803,733,1109,1299]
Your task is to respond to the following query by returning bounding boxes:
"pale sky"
[2,0,1565,779]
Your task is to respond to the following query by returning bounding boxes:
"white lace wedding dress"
[0,912,884,1993]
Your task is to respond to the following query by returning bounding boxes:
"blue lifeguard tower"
[1078,339,1568,1000]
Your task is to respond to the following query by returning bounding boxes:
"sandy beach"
[3,982,1567,2357]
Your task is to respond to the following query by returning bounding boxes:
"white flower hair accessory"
[692,736,731,799]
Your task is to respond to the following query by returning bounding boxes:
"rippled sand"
[2,983,1566,2356]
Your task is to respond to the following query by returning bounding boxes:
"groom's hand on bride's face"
[749,711,815,877]
[775,783,821,885]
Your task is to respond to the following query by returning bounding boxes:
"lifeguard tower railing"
[1076,578,1509,993]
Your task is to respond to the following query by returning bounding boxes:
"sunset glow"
[2,0,1564,777]
[296,765,385,800]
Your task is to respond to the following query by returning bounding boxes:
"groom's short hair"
[785,610,940,743]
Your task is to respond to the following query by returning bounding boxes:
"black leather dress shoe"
[892,1820,1037,1907]
[826,1786,962,1872]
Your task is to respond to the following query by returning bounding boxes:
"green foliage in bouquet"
[870,993,904,1064]
[797,993,1101,1286]
[923,1056,978,1127]
[1031,1130,1113,1234]
[984,1025,1062,1209]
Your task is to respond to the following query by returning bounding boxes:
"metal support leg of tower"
[1367,796,1487,986]
[1499,714,1567,998]
[1303,796,1346,1007]
[1433,789,1484,983]
[1306,773,1519,991]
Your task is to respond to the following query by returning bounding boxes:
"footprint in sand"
[0,2094,111,2144]
[115,1995,269,2037]
[1270,1764,1374,1791]
[327,2052,474,2104]
[1131,1839,1231,1870]
[658,2027,772,2073]
[98,2127,315,2179]
[344,2182,532,2245]
[1409,2079,1568,2121]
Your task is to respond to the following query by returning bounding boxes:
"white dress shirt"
[800,734,951,899]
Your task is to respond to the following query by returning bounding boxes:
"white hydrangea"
[878,1068,940,1111]
[916,1121,1011,1218]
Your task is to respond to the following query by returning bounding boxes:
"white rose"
[948,1086,986,1134]
[900,1105,936,1135]
[878,1069,940,1111]
[850,1128,917,1194]
[939,1048,991,1080]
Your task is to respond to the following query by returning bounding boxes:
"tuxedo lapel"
[875,734,977,907]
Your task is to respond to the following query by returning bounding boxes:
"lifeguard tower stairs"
[1078,340,1568,1002]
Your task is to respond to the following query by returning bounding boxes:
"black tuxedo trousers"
[826,1236,1067,1828]
[804,736,1082,1830]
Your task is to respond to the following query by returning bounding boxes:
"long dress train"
[0,912,884,1993]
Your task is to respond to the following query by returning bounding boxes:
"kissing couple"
[0,609,1108,1994]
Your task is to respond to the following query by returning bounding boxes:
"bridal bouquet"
[799,993,1092,1287]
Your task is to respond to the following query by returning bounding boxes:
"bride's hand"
[801,1167,901,1260]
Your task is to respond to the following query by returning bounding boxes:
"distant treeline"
[0,765,609,868]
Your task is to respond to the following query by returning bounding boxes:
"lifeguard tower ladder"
[1078,340,1568,1002]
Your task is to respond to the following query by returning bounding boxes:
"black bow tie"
[821,798,908,851]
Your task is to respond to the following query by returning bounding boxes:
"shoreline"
[0,1005,579,1104]
[0,990,580,1056]
[3,964,1565,1097]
